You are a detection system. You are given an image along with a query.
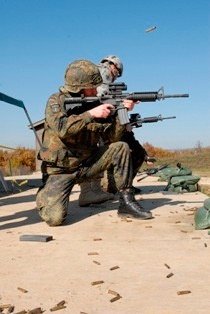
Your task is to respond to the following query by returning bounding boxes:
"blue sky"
[0,0,209,150]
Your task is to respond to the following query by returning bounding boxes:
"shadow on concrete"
[0,207,40,230]
[63,199,118,226]
[63,196,194,226]
[0,198,116,229]
[0,181,204,229]
[141,197,204,212]
[0,193,36,206]
[135,184,166,194]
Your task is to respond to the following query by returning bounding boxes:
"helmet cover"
[65,59,103,93]
[100,55,123,77]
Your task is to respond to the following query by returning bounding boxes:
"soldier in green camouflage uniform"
[36,59,152,226]
[78,55,155,205]
[98,56,155,192]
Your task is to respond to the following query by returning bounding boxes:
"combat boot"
[79,180,113,207]
[118,188,152,219]
[132,186,142,194]
[91,178,114,200]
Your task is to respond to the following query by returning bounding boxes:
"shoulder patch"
[50,103,61,113]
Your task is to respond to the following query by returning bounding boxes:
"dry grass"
[153,147,210,177]
[150,147,210,197]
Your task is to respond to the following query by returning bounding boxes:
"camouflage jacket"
[38,88,127,170]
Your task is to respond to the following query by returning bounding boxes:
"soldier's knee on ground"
[36,187,68,226]
[38,205,67,226]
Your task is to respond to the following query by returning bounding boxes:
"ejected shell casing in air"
[145,26,156,32]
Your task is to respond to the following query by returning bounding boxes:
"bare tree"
[195,140,202,152]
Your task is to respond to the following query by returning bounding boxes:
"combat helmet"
[65,59,103,93]
[194,198,210,230]
[100,55,123,77]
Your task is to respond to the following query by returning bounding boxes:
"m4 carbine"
[137,164,170,182]
[129,113,176,128]
[64,84,189,125]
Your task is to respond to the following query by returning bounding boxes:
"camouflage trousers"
[102,139,146,192]
[36,141,133,226]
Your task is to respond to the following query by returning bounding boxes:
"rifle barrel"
[163,94,189,98]
[161,116,176,120]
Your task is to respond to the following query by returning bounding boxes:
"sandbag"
[156,164,192,182]
[169,175,200,187]
[166,175,200,192]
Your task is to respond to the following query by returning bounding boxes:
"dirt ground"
[0,175,210,314]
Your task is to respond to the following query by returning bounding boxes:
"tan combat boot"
[91,178,114,200]
[79,180,114,207]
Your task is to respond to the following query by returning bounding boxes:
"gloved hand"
[145,156,157,163]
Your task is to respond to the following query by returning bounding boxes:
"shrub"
[0,146,36,176]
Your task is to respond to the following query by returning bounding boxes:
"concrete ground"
[0,174,210,314]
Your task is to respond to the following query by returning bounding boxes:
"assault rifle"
[129,113,176,128]
[137,164,169,182]
[64,83,189,125]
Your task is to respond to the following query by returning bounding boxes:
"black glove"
[145,156,156,163]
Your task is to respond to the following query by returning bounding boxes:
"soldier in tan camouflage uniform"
[36,59,152,226]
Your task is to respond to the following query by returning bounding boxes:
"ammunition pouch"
[37,147,81,169]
